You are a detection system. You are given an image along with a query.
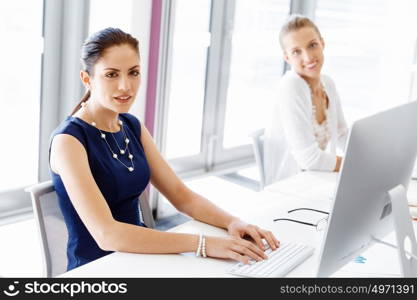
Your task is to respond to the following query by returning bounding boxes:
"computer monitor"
[317,101,417,277]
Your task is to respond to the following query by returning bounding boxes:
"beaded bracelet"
[202,235,207,258]
[195,233,203,257]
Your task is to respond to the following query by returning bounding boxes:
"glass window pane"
[316,0,417,123]
[0,0,43,190]
[89,0,133,34]
[223,0,290,149]
[165,0,211,159]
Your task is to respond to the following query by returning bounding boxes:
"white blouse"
[312,105,330,151]
[264,70,348,185]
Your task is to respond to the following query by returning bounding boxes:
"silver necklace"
[81,102,135,172]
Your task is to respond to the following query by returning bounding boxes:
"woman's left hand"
[227,218,280,251]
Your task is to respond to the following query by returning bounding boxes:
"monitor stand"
[388,185,417,277]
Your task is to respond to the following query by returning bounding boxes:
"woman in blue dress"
[49,28,279,271]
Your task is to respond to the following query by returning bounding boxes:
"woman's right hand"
[205,236,268,264]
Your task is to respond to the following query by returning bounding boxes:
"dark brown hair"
[279,14,322,50]
[71,27,139,115]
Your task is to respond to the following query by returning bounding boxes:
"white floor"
[0,168,260,277]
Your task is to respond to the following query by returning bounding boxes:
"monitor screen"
[317,101,417,277]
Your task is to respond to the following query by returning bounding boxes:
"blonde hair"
[279,14,322,50]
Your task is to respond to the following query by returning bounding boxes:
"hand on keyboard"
[205,236,269,264]
[199,220,280,265]
[226,219,280,254]
[229,241,314,277]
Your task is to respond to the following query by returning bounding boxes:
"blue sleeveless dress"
[49,113,151,271]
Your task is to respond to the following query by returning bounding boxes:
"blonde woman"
[264,15,348,184]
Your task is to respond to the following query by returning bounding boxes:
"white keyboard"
[228,242,314,277]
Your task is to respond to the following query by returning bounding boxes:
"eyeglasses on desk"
[273,208,329,231]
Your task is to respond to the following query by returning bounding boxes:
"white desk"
[60,171,417,278]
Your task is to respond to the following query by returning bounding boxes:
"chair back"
[26,181,67,277]
[26,181,156,277]
[249,129,266,190]
[139,188,155,228]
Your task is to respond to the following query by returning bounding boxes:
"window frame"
[0,0,90,223]
[158,0,315,178]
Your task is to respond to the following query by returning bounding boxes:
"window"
[161,0,291,176]
[89,0,133,34]
[316,0,417,123]
[165,0,211,159]
[0,0,152,221]
[0,0,43,191]
[223,0,290,148]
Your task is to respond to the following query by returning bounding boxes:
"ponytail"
[70,90,91,116]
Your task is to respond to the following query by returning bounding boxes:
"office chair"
[26,181,155,277]
[139,188,156,229]
[249,128,266,190]
[25,181,67,277]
